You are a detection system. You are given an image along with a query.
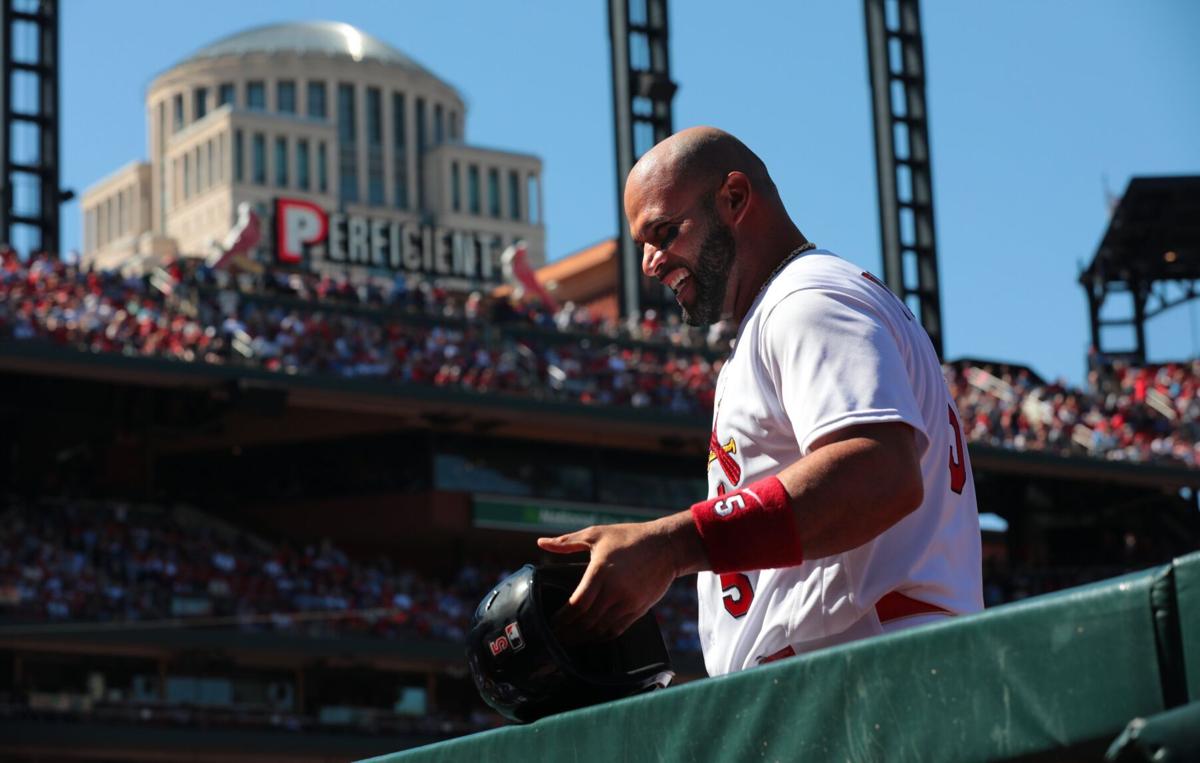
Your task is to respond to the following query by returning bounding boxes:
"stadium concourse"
[1,248,1198,759]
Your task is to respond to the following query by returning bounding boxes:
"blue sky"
[61,1,1200,385]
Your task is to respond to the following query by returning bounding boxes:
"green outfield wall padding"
[1174,551,1200,702]
[363,567,1172,763]
[1105,700,1200,762]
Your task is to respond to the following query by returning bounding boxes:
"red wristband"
[690,476,804,573]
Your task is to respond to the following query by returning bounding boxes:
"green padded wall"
[364,567,1170,763]
[1174,551,1200,702]
[1105,700,1200,762]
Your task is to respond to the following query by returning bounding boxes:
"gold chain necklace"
[754,242,817,305]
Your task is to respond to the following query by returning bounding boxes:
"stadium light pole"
[609,0,677,322]
[864,0,945,359]
[0,0,64,256]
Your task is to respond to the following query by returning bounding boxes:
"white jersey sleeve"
[759,286,931,458]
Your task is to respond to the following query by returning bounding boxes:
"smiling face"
[624,126,784,326]
[626,177,738,327]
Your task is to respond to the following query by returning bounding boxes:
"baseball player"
[538,127,983,675]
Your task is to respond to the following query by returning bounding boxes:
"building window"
[317,141,328,193]
[488,168,500,218]
[468,164,480,214]
[366,87,382,146]
[247,81,265,111]
[173,93,184,131]
[195,146,203,192]
[218,134,226,182]
[183,153,191,199]
[337,84,356,142]
[252,132,266,185]
[415,97,427,210]
[234,129,244,183]
[392,92,408,210]
[218,82,235,107]
[367,175,383,205]
[193,87,207,121]
[508,170,521,221]
[297,139,310,191]
[337,83,358,202]
[277,80,296,114]
[451,161,461,212]
[434,104,444,145]
[449,110,459,142]
[366,87,383,205]
[275,136,288,188]
[527,174,540,224]
[307,81,327,119]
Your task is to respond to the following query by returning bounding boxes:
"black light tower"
[0,0,62,255]
[864,0,944,358]
[609,0,677,320]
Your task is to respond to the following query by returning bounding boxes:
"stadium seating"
[946,360,1199,467]
[0,496,702,654]
[0,254,720,415]
[0,489,1150,665]
[2,253,1195,467]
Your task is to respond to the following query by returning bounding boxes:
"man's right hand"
[536,512,705,643]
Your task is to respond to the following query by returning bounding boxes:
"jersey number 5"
[948,404,966,495]
[720,573,753,618]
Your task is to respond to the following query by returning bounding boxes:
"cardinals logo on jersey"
[707,431,741,487]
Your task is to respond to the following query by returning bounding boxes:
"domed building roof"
[182,21,439,78]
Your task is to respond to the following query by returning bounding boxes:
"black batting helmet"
[466,563,675,723]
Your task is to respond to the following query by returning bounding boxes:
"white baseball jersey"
[697,250,983,676]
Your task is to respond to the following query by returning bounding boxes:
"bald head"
[626,126,777,205]
[625,127,807,326]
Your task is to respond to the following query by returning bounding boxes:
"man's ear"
[719,171,752,226]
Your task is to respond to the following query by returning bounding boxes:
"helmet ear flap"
[467,563,674,723]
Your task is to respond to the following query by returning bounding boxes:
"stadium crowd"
[0,490,1157,657]
[0,250,719,415]
[0,496,705,656]
[1,250,1197,467]
[945,359,1200,467]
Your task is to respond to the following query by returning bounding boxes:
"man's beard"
[680,213,736,327]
